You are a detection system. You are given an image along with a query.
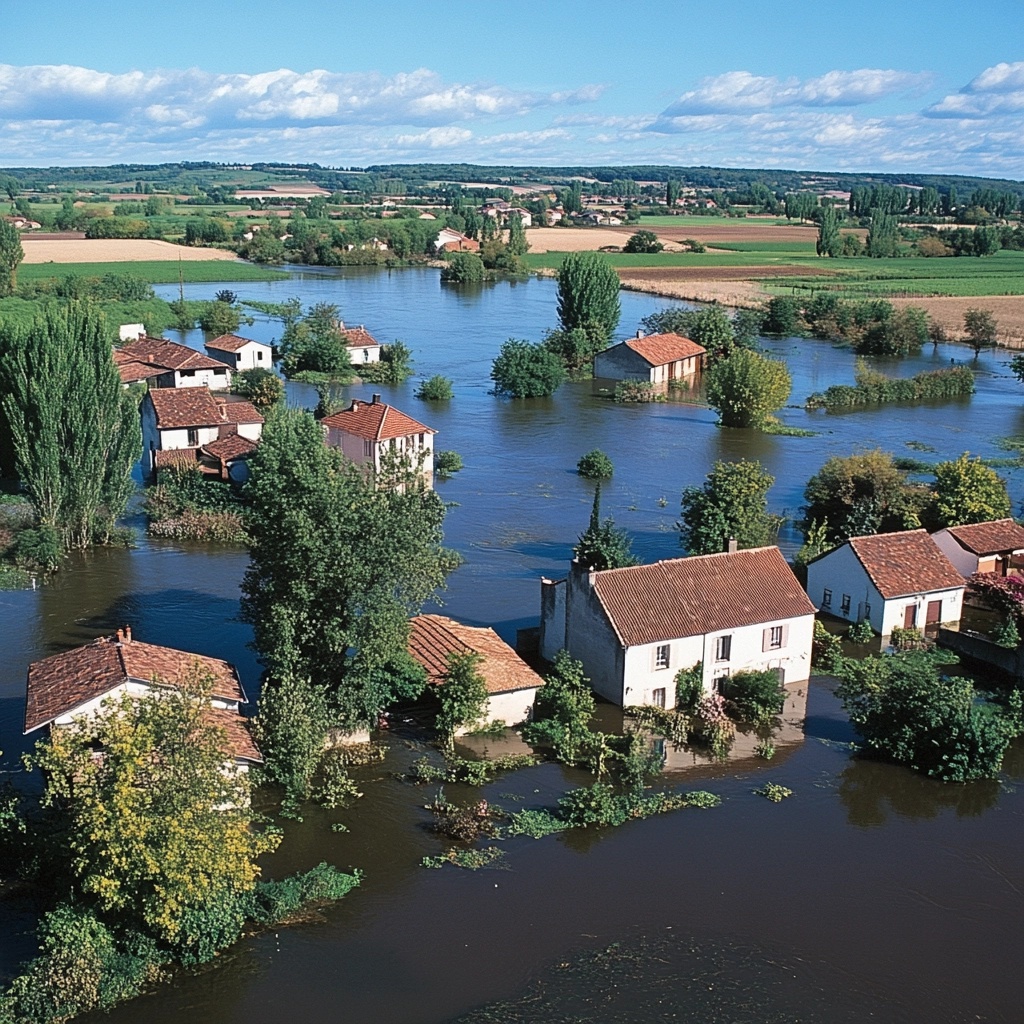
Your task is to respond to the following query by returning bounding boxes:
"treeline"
[807,361,975,409]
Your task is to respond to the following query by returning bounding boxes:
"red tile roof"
[148,388,223,429]
[114,337,227,374]
[341,326,380,349]
[154,448,200,469]
[25,632,246,733]
[202,434,258,461]
[942,519,1024,556]
[205,707,263,763]
[624,333,705,366]
[215,398,264,425]
[206,334,267,353]
[408,615,544,695]
[590,546,815,647]
[115,360,164,384]
[321,398,434,442]
[847,530,964,599]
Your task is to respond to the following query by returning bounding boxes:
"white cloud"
[393,126,472,149]
[659,68,930,117]
[925,61,1024,118]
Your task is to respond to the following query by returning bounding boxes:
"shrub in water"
[577,449,614,479]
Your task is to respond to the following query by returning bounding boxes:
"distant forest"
[1,160,1020,197]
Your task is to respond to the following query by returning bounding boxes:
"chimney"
[636,329,645,339]
[726,538,738,555]
[117,625,132,644]
[371,394,381,404]
[350,400,360,412]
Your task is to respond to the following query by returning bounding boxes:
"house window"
[822,589,832,609]
[652,687,666,709]
[714,671,730,693]
[864,604,871,619]
[655,644,670,670]
[363,349,370,362]
[769,625,784,649]
[419,433,425,446]
[257,350,264,361]
[715,635,732,662]
[363,440,374,457]
[187,428,199,446]
[840,594,851,615]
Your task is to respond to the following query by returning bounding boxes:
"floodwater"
[1,266,1022,1022]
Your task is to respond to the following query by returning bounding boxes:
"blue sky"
[1,0,1022,178]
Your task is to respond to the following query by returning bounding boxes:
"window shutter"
[762,628,771,652]
[781,624,789,648]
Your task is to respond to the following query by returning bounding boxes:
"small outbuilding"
[594,331,705,384]
[931,519,1024,578]
[205,334,273,372]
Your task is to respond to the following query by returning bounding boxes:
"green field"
[638,215,792,227]
[19,261,288,285]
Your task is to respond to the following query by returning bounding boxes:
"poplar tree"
[0,219,24,296]
[556,251,621,350]
[0,303,141,549]
[816,204,841,257]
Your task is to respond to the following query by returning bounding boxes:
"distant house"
[3,214,41,230]
[805,530,964,635]
[433,228,480,253]
[337,322,382,366]
[205,334,273,372]
[931,519,1024,578]
[540,546,816,708]
[141,388,263,480]
[321,394,435,485]
[594,331,705,384]
[118,323,146,343]
[114,336,232,390]
[24,627,262,772]
[543,208,564,226]
[408,614,544,730]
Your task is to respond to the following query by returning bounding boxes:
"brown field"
[526,227,640,253]
[643,222,825,244]
[891,296,1024,347]
[616,264,834,308]
[20,238,239,264]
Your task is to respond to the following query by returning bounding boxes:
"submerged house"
[931,519,1024,578]
[24,627,261,771]
[540,546,816,708]
[114,336,233,390]
[408,615,544,730]
[141,388,263,480]
[338,323,382,366]
[805,529,964,635]
[593,331,705,384]
[205,334,273,372]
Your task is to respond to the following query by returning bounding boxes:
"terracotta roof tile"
[117,360,165,383]
[25,633,246,733]
[115,337,227,373]
[942,519,1024,556]
[154,448,200,469]
[340,326,379,349]
[148,388,223,429]
[590,547,815,647]
[623,333,705,366]
[206,334,267,353]
[204,707,263,763]
[215,398,264,425]
[321,399,434,442]
[409,615,544,694]
[847,530,964,599]
[202,434,258,461]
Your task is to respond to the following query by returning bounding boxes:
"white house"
[408,615,544,731]
[205,334,273,372]
[142,388,263,480]
[540,546,817,708]
[114,336,232,390]
[24,626,262,771]
[806,529,964,635]
[321,395,435,486]
[338,323,382,365]
[433,228,480,253]
[931,519,1024,578]
[594,331,705,384]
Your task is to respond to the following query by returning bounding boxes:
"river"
[1,265,1022,1022]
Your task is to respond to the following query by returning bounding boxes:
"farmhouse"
[433,227,480,253]
[114,336,232,390]
[205,334,273,372]
[321,395,435,485]
[408,615,544,731]
[806,529,964,635]
[931,519,1024,578]
[141,388,263,480]
[338,322,382,365]
[594,331,705,384]
[540,546,816,708]
[24,627,261,771]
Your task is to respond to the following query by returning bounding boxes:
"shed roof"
[206,334,269,353]
[845,530,964,599]
[321,397,434,442]
[941,519,1024,556]
[622,333,705,366]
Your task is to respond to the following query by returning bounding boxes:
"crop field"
[19,260,287,284]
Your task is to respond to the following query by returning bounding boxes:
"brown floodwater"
[1,266,1022,1022]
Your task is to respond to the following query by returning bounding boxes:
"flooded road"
[1,266,1022,1022]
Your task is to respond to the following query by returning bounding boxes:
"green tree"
[415,375,454,400]
[962,307,998,357]
[688,304,737,361]
[679,459,780,555]
[576,449,614,479]
[705,349,791,428]
[834,650,1015,782]
[526,651,596,765]
[930,453,1010,528]
[231,367,285,408]
[0,218,25,296]
[623,230,663,254]
[435,651,489,752]
[490,338,566,398]
[816,204,841,257]
[440,251,485,284]
[0,303,141,549]
[506,213,529,256]
[866,208,900,257]
[241,409,459,728]
[25,673,280,956]
[803,449,923,544]
[556,251,621,349]
[666,180,680,208]
[574,483,639,571]
[278,302,354,380]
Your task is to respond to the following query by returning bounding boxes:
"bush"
[440,252,485,284]
[491,339,566,398]
[706,349,791,429]
[415,375,454,400]
[762,296,802,335]
[812,620,842,671]
[674,662,703,711]
[577,449,613,479]
[232,367,284,408]
[360,341,413,385]
[847,619,875,642]
[435,450,463,477]
[623,230,663,254]
[721,669,785,725]
[12,525,63,572]
[613,380,665,403]
[246,864,362,926]
[806,362,975,410]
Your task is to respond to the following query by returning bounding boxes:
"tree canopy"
[556,251,621,349]
[491,338,566,398]
[930,453,1010,528]
[705,348,791,428]
[574,484,639,571]
[679,460,780,555]
[0,218,25,296]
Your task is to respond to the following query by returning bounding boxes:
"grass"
[524,251,785,271]
[638,215,791,227]
[711,241,817,253]
[19,261,288,284]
